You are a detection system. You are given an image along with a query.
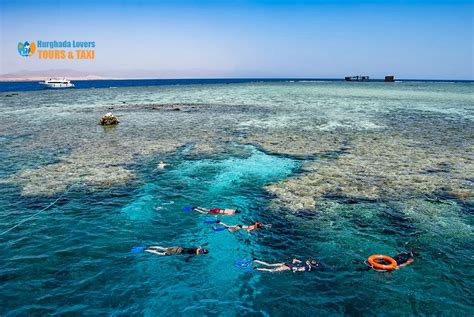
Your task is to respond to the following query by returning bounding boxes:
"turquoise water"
[0,82,473,315]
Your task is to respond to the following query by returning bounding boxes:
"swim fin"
[182,206,194,212]
[131,246,146,253]
[212,226,227,232]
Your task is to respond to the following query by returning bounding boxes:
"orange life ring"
[368,254,398,271]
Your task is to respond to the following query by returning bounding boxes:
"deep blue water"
[1,146,472,315]
[1,78,472,93]
[0,146,305,315]
[1,79,308,93]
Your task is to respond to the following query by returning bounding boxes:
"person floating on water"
[393,251,415,267]
[157,161,169,169]
[192,207,241,215]
[213,220,269,234]
[251,258,320,272]
[143,245,208,262]
[356,250,416,272]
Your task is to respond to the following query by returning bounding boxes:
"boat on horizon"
[39,78,75,88]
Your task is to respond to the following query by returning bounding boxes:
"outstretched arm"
[292,259,302,264]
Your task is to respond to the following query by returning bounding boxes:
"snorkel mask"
[308,259,319,266]
[196,246,208,255]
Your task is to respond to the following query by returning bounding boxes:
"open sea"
[0,79,472,316]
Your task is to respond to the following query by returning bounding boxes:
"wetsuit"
[393,252,413,266]
[285,261,312,272]
[165,247,198,256]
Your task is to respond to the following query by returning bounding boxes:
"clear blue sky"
[1,0,472,79]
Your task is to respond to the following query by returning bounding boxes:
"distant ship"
[39,78,75,88]
[345,75,370,82]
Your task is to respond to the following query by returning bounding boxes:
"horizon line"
[1,77,473,82]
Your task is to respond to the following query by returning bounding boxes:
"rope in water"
[0,183,80,237]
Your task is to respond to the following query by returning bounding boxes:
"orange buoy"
[368,254,398,271]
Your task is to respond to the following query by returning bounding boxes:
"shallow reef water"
[0,81,473,315]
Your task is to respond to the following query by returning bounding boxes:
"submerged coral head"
[98,113,119,126]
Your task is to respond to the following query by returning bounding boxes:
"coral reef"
[1,83,472,207]
[98,112,119,125]
[265,133,472,211]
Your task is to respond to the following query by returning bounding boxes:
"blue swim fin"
[212,226,227,232]
[182,206,194,212]
[131,246,146,253]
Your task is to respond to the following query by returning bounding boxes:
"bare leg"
[145,250,166,256]
[255,266,290,272]
[147,246,166,250]
[194,207,209,214]
[253,260,286,267]
[227,226,241,233]
[217,222,239,233]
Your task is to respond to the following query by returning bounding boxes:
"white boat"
[39,78,75,88]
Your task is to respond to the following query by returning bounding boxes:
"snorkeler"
[392,251,415,268]
[356,250,416,272]
[252,258,320,273]
[157,161,169,169]
[144,245,208,262]
[214,220,269,234]
[192,207,241,215]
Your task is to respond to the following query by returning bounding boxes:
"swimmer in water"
[157,161,169,169]
[144,245,208,262]
[356,250,416,271]
[252,258,320,273]
[215,220,269,234]
[392,251,415,268]
[192,207,241,215]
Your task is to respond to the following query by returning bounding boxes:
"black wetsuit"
[393,252,413,266]
[285,261,313,272]
[165,247,197,255]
